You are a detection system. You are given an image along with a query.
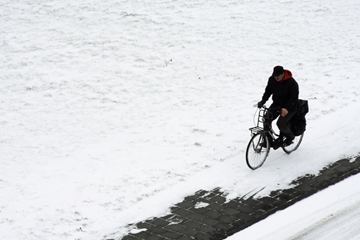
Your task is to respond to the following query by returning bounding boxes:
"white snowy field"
[0,0,359,239]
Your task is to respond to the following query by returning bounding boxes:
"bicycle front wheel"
[282,132,304,154]
[246,133,270,170]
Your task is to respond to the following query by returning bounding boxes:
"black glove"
[257,101,265,108]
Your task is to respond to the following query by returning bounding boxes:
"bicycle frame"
[245,106,305,169]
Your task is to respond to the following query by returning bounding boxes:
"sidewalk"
[115,156,360,240]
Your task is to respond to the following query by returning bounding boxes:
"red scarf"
[278,69,292,82]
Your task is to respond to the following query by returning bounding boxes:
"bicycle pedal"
[282,141,293,147]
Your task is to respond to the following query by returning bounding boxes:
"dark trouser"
[264,106,297,140]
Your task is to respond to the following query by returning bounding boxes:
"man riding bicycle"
[257,66,299,149]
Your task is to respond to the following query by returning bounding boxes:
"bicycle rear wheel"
[282,133,304,154]
[246,133,270,170]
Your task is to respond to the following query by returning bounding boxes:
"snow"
[0,0,359,239]
[226,173,360,240]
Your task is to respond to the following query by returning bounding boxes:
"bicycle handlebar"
[259,105,282,114]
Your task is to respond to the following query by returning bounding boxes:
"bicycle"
[245,106,304,170]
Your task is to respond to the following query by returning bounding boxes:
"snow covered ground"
[0,0,359,239]
[226,172,360,240]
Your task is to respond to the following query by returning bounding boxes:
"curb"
[113,156,360,240]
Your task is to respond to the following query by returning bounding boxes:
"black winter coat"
[261,70,299,112]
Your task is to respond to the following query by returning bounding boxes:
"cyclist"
[257,66,299,148]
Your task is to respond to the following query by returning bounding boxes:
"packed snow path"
[229,168,360,240]
[116,157,360,240]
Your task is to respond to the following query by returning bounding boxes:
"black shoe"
[283,136,294,147]
[272,138,282,150]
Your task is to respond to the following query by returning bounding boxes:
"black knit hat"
[272,66,284,77]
